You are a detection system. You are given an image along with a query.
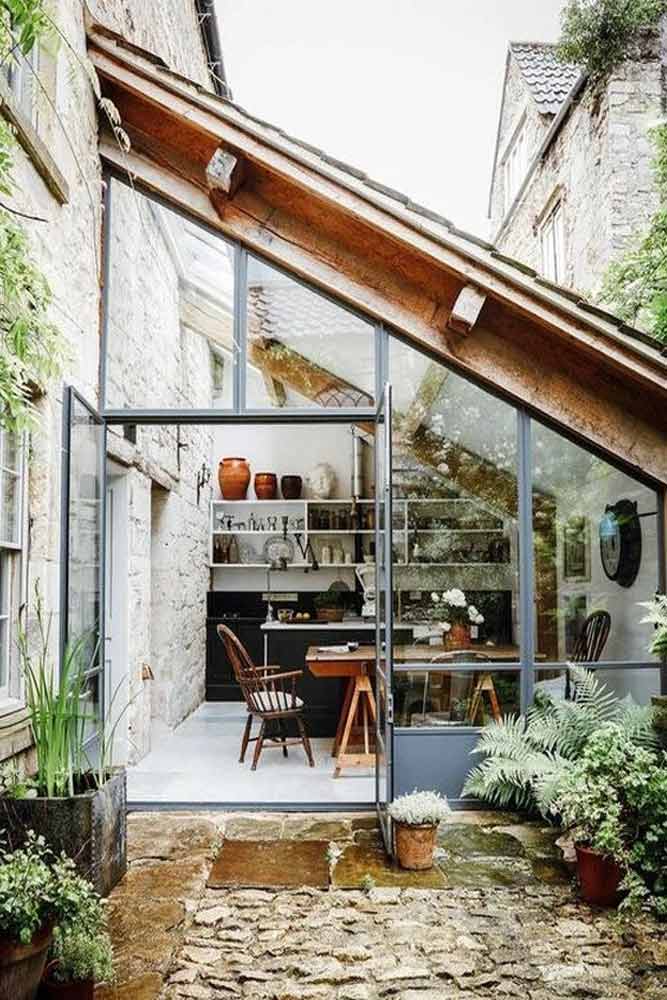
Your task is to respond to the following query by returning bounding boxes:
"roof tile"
[510,42,581,115]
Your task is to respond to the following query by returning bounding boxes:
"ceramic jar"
[254,473,278,500]
[281,475,303,500]
[218,458,250,500]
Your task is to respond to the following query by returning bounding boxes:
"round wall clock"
[598,499,641,588]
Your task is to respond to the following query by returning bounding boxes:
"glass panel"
[535,666,661,707]
[246,255,375,408]
[532,421,660,662]
[106,178,236,410]
[67,395,103,674]
[0,470,19,545]
[395,669,520,727]
[375,384,393,847]
[0,555,9,691]
[389,337,520,662]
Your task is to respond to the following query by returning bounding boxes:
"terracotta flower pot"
[218,458,250,500]
[315,607,345,623]
[281,475,303,500]
[394,822,438,870]
[447,623,470,649]
[0,923,53,1000]
[575,845,624,906]
[40,976,94,999]
[254,473,277,500]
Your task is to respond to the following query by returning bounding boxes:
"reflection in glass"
[532,422,659,664]
[535,667,660,707]
[246,255,375,408]
[389,337,519,657]
[106,179,235,410]
[395,670,520,727]
[0,431,20,546]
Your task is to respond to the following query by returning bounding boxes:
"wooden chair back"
[216,624,298,716]
[571,611,611,663]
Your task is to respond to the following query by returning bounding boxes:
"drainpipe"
[195,0,232,99]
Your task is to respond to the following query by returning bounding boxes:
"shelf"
[210,562,360,569]
[410,528,504,534]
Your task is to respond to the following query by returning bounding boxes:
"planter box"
[0,770,126,897]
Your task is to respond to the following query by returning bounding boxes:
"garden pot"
[218,458,250,500]
[575,845,624,906]
[0,770,127,898]
[254,473,277,500]
[281,475,302,500]
[315,607,345,623]
[447,624,470,649]
[40,976,94,999]
[0,923,52,1000]
[394,822,438,871]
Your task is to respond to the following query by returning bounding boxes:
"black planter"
[0,770,127,897]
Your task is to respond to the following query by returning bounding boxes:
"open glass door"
[60,388,106,759]
[375,382,393,849]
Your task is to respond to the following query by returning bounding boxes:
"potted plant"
[0,833,102,1000]
[430,590,484,647]
[0,591,128,896]
[41,927,114,999]
[388,790,450,870]
[313,590,346,623]
[551,723,667,911]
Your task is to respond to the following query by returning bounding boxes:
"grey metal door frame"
[375,382,394,848]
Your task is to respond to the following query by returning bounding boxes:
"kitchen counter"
[261,619,413,631]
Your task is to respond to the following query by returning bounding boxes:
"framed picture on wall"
[564,593,588,655]
[563,515,590,582]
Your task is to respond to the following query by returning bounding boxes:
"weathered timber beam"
[448,284,487,336]
[207,147,245,216]
[248,337,373,407]
[262,372,287,407]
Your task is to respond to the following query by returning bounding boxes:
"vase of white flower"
[430,589,484,649]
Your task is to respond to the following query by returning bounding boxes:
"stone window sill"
[0,704,33,762]
[0,79,69,205]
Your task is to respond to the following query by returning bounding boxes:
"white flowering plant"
[430,589,484,630]
[388,789,451,827]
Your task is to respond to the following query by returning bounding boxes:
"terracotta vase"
[0,922,53,1000]
[394,822,438,871]
[575,845,624,906]
[254,473,278,500]
[40,976,94,999]
[218,458,250,500]
[281,475,303,500]
[448,623,470,649]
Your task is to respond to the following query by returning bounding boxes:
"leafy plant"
[313,590,346,609]
[558,0,667,82]
[639,593,667,657]
[19,591,98,798]
[388,789,450,826]
[0,1,50,63]
[0,831,103,945]
[553,723,667,915]
[463,665,657,813]
[49,926,114,985]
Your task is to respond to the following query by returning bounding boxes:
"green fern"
[463,666,657,816]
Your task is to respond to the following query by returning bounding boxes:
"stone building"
[488,29,666,299]
[0,0,226,765]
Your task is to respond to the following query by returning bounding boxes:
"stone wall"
[490,28,665,300]
[1,0,215,765]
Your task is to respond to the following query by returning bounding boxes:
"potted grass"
[0,592,128,897]
[388,790,450,870]
[0,832,102,1000]
[41,926,114,999]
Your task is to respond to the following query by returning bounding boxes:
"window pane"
[532,421,660,662]
[106,178,236,410]
[0,470,19,545]
[535,666,660,707]
[395,669,520,727]
[246,255,375,408]
[0,555,8,691]
[389,338,520,661]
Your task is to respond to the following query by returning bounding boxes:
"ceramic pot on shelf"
[281,475,303,500]
[254,473,278,500]
[447,623,471,649]
[218,458,250,500]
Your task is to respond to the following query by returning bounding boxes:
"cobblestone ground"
[96,812,667,1000]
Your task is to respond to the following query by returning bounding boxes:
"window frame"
[540,201,565,284]
[0,430,26,711]
[503,116,528,216]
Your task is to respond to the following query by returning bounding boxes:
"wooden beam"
[448,284,487,335]
[262,372,287,407]
[206,146,245,218]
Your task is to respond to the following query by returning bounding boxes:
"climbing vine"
[601,126,667,342]
[558,0,667,82]
[0,1,66,430]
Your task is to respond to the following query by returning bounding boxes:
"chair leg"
[278,719,288,758]
[251,719,266,771]
[239,713,252,763]
[296,715,315,767]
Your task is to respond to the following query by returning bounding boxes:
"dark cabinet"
[206,618,264,702]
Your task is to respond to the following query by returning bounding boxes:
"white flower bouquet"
[430,588,484,631]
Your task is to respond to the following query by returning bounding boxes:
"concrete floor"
[127,702,375,805]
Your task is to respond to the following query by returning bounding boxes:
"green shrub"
[50,927,114,985]
[558,0,667,81]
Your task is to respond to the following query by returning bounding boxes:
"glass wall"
[246,255,376,409]
[105,178,236,411]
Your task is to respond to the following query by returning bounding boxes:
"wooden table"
[305,643,524,775]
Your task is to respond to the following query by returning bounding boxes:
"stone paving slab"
[208,840,330,889]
